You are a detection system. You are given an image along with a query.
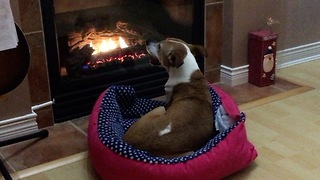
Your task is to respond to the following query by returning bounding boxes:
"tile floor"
[0,78,301,174]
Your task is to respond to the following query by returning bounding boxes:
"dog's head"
[146,38,207,69]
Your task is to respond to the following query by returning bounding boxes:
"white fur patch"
[158,122,172,136]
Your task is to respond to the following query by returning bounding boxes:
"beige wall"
[280,1,320,49]
[222,0,320,68]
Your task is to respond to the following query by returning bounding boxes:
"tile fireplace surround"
[6,0,222,128]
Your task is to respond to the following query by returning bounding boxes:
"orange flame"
[90,37,129,55]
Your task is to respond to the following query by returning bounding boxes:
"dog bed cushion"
[88,84,257,180]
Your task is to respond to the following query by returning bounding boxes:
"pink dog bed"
[88,84,257,180]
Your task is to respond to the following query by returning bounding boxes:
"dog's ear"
[168,48,186,68]
[166,38,187,44]
[188,45,208,58]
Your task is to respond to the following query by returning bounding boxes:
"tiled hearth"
[8,0,223,128]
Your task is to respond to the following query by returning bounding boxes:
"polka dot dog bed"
[88,84,257,180]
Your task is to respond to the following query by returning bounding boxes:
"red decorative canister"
[248,30,278,87]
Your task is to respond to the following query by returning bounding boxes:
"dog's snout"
[145,40,159,46]
[145,40,161,60]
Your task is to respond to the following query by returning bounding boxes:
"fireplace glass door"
[40,0,204,122]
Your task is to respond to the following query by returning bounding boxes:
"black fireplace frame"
[40,0,205,123]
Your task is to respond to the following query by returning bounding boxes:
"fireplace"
[40,0,205,123]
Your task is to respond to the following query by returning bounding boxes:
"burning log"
[67,21,163,52]
[64,21,162,77]
[91,45,144,60]
[68,23,138,52]
[65,44,94,77]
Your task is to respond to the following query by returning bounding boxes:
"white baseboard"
[220,41,320,86]
[0,111,38,141]
[0,101,54,141]
[276,41,320,69]
[220,65,249,86]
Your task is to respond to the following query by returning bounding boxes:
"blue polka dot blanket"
[97,85,245,164]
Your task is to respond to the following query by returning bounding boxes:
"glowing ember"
[86,51,147,69]
[90,36,129,55]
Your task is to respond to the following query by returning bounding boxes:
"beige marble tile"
[70,116,90,134]
[0,122,87,172]
[18,0,42,33]
[205,67,220,83]
[25,33,50,105]
[205,2,222,72]
[35,106,54,128]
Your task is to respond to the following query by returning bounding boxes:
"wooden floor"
[5,60,320,180]
[226,60,320,179]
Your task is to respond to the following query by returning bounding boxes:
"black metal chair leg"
[0,129,49,179]
[0,159,12,180]
[0,129,49,147]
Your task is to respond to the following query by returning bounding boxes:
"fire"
[90,37,129,55]
[119,37,129,48]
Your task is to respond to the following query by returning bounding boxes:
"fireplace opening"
[40,0,205,123]
[61,20,164,78]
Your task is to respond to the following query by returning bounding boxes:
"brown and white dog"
[123,38,215,158]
